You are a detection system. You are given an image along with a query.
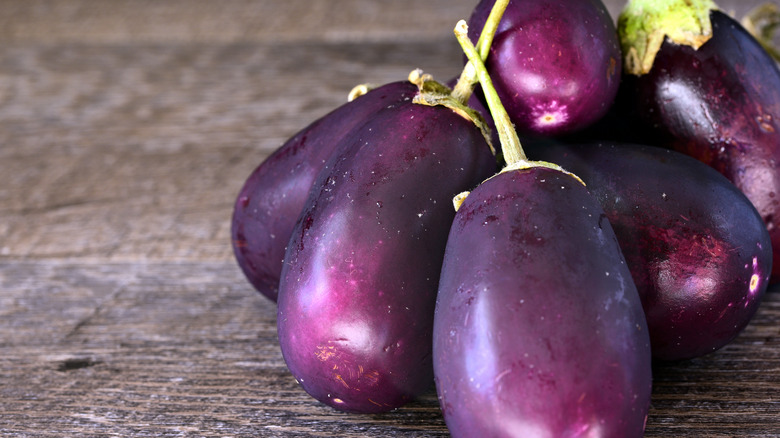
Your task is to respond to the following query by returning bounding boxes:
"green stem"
[454,20,527,166]
[451,0,509,104]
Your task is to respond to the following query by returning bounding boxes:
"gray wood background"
[1,0,778,436]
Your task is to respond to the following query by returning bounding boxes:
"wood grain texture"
[0,40,466,262]
[0,262,778,436]
[1,0,778,436]
[0,0,760,46]
[0,0,476,45]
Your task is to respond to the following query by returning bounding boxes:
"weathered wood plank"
[1,262,778,436]
[0,40,467,262]
[0,0,764,47]
[0,0,629,45]
[0,0,477,45]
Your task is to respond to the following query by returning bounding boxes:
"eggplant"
[527,141,772,360]
[231,81,418,301]
[276,76,496,413]
[467,0,621,137]
[431,22,652,437]
[434,166,652,437]
[618,0,780,281]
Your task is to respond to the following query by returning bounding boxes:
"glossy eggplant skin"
[231,81,418,301]
[277,100,496,413]
[622,10,780,282]
[528,141,772,360]
[433,167,651,437]
[467,0,621,137]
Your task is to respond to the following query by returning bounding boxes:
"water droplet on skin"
[376,201,383,208]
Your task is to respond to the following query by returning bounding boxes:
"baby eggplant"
[432,22,652,437]
[618,1,780,282]
[434,166,652,437]
[276,74,496,413]
[231,81,418,301]
[467,0,621,136]
[527,141,772,360]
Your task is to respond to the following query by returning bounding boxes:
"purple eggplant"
[276,83,496,413]
[433,166,652,437]
[527,141,772,360]
[467,0,621,137]
[618,3,780,282]
[231,81,418,301]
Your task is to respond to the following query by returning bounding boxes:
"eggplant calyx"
[618,0,717,76]
[408,69,496,155]
[499,159,585,186]
[452,160,586,210]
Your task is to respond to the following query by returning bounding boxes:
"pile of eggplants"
[616,0,780,284]
[230,0,776,434]
[231,81,421,302]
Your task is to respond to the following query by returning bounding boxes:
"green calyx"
[408,69,496,155]
[618,0,718,75]
[406,0,510,156]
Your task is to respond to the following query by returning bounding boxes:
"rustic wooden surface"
[1,0,778,436]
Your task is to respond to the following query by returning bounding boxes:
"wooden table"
[1,1,778,436]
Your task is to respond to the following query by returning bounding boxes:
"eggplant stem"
[451,0,509,104]
[454,20,527,165]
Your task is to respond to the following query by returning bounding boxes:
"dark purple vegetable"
[527,141,772,360]
[467,0,621,137]
[432,23,652,437]
[231,81,418,301]
[276,77,496,413]
[434,166,652,437]
[618,2,780,282]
